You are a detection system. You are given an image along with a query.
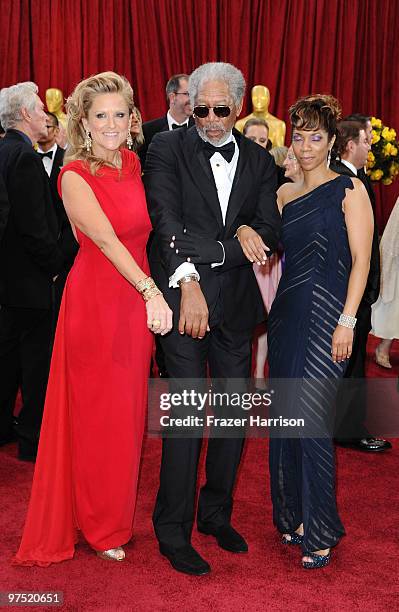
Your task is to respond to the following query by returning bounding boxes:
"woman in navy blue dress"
[267,95,373,568]
[236,95,373,568]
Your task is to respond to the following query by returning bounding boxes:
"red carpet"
[1,338,398,611]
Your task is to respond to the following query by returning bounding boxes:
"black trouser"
[0,306,53,452]
[153,323,252,551]
[335,304,371,440]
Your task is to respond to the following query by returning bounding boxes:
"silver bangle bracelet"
[338,313,357,329]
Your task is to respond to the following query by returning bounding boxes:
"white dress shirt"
[341,158,357,176]
[169,132,239,288]
[167,110,189,131]
[37,143,57,177]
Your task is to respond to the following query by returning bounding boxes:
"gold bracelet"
[135,276,154,293]
[142,286,162,302]
[135,276,162,302]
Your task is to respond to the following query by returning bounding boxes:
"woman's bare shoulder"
[277,181,302,208]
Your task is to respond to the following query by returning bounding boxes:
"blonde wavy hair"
[269,146,289,167]
[64,71,134,174]
[131,106,144,153]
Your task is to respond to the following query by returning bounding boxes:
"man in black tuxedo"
[332,118,391,453]
[144,62,280,575]
[0,82,67,461]
[37,111,78,318]
[140,73,194,165]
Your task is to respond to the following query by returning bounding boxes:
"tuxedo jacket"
[144,126,281,331]
[330,159,380,309]
[48,145,65,209]
[140,114,195,166]
[0,172,9,246]
[0,130,66,309]
[48,145,79,268]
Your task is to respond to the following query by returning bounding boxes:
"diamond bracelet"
[338,313,357,329]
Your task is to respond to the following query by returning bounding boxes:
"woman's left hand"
[236,226,270,265]
[331,325,354,363]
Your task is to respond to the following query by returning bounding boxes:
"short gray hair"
[188,62,246,107]
[0,82,38,130]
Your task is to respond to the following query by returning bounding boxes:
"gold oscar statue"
[235,85,286,147]
[46,88,67,131]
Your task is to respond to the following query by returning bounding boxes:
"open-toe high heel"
[281,532,304,546]
[97,546,125,561]
[302,550,331,569]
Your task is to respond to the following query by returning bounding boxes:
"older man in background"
[0,82,66,461]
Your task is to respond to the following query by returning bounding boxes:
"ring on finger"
[151,319,161,328]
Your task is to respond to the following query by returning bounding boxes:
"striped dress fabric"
[268,175,354,552]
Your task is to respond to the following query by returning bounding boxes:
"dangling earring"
[85,130,92,153]
[126,119,133,150]
[327,148,332,168]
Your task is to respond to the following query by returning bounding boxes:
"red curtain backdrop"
[1,0,398,226]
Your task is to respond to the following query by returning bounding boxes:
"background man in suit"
[332,119,391,452]
[0,82,66,461]
[144,62,280,575]
[142,74,194,377]
[37,111,78,318]
[0,172,18,447]
[140,73,194,165]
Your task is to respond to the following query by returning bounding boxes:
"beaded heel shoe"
[281,532,304,545]
[302,551,331,569]
[97,547,125,561]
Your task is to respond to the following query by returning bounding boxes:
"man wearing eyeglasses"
[37,112,60,170]
[37,112,78,319]
[144,62,280,576]
[140,73,194,165]
[142,74,194,378]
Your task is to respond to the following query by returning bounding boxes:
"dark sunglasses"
[193,105,231,118]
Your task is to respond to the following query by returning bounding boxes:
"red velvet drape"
[1,0,398,226]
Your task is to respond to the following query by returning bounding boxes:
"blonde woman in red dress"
[13,72,172,566]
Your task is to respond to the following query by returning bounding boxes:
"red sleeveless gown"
[13,149,153,566]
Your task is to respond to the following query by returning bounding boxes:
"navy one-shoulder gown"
[268,175,354,553]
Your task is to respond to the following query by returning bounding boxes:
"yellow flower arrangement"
[367,117,399,183]
[371,117,382,128]
[390,161,399,176]
[367,151,375,168]
[381,127,396,142]
[370,169,383,181]
[372,130,380,145]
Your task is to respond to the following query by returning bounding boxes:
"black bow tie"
[171,123,187,130]
[203,140,235,163]
[38,150,53,159]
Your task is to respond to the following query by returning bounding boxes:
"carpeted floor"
[0,337,398,611]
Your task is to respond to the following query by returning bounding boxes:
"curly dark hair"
[289,94,342,141]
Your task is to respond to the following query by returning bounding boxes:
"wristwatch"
[177,273,199,287]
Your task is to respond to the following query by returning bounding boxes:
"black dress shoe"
[159,544,211,575]
[18,439,37,462]
[336,437,392,452]
[198,524,248,553]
